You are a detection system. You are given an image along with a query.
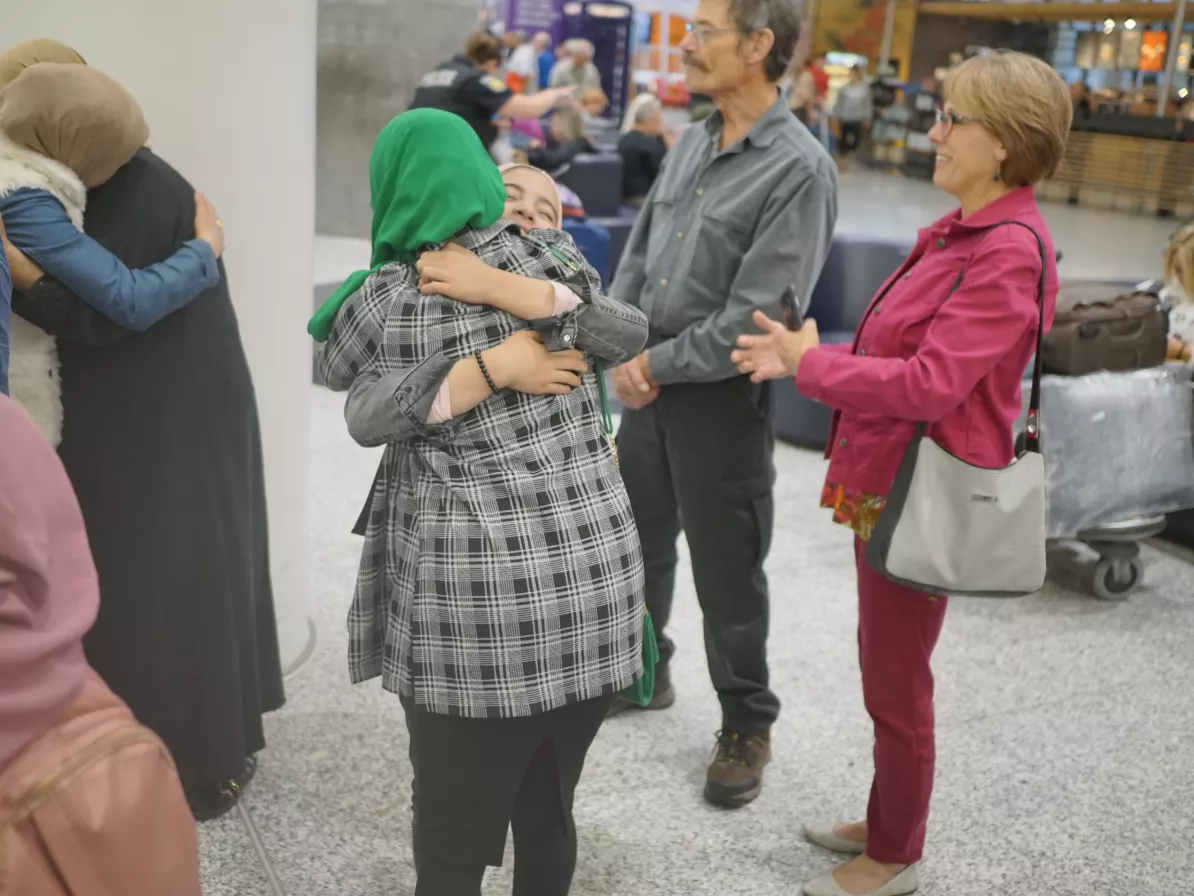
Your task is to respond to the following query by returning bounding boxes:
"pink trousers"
[854,536,948,864]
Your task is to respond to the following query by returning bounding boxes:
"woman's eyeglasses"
[934,107,981,136]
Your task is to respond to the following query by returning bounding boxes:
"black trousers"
[403,694,612,896]
[839,121,864,156]
[616,376,780,733]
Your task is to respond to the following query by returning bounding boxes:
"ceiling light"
[1125,19,1137,29]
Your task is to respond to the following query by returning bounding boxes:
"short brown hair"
[945,51,1073,188]
[465,31,503,67]
[1165,222,1194,298]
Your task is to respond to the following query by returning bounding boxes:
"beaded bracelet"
[475,351,498,393]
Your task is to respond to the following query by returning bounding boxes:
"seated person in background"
[526,106,596,174]
[1160,221,1194,362]
[549,39,602,91]
[617,95,668,207]
[578,86,610,123]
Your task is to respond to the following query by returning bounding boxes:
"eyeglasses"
[934,107,982,136]
[685,22,739,47]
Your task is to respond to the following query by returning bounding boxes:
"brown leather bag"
[1042,283,1168,375]
[0,671,202,896]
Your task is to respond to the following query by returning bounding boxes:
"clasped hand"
[417,243,498,304]
[731,311,820,383]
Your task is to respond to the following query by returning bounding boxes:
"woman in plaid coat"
[314,113,648,895]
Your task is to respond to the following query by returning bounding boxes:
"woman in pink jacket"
[732,52,1072,896]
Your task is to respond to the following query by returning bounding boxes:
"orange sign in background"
[812,0,918,80]
[1139,30,1168,72]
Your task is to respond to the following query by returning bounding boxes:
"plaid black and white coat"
[320,221,648,718]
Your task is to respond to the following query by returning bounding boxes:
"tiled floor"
[214,170,1194,895]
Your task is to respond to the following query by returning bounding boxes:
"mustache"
[682,53,707,71]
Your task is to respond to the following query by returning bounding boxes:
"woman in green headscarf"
[317,111,649,896]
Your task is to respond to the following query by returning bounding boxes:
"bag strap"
[942,220,1048,454]
[998,222,1048,454]
[594,359,615,437]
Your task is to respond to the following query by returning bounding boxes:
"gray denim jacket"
[319,222,647,449]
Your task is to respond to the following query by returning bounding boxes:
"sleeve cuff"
[647,339,677,385]
[185,238,220,287]
[794,346,834,402]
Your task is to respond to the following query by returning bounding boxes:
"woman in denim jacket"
[0,53,223,441]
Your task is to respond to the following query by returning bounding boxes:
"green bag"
[594,359,660,707]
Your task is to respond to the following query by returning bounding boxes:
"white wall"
[5,1,317,670]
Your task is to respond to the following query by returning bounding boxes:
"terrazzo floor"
[200,381,1194,896]
[201,171,1194,894]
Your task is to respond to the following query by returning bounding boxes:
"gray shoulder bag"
[864,221,1048,598]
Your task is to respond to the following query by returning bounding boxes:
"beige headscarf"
[498,162,562,228]
[0,38,85,89]
[0,62,149,188]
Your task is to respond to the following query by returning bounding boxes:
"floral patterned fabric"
[820,482,886,542]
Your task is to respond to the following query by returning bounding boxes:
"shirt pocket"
[687,207,753,298]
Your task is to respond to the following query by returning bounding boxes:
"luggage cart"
[1068,516,1168,601]
[1020,366,1194,601]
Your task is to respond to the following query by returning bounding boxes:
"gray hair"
[568,38,596,58]
[634,96,662,125]
[729,0,803,83]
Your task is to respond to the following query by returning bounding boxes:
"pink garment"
[796,186,1058,496]
[511,118,545,143]
[0,394,99,767]
[428,283,582,422]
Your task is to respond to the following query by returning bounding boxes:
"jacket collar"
[926,185,1038,240]
[703,90,789,151]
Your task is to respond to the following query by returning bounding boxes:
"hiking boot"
[703,729,771,808]
[606,667,675,718]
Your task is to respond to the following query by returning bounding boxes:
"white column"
[1158,0,1190,118]
[878,0,898,75]
[6,1,317,671]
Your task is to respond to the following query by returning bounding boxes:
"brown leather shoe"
[703,729,771,808]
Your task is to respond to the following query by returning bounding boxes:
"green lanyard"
[546,244,616,443]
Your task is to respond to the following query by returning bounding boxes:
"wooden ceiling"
[918,2,1181,23]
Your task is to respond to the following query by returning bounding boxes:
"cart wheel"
[1091,557,1143,600]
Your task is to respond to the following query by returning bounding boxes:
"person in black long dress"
[11,147,285,821]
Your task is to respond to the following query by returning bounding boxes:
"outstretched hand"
[731,311,820,382]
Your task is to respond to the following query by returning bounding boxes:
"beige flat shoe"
[802,822,866,855]
[802,863,919,896]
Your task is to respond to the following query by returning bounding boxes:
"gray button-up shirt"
[612,93,838,384]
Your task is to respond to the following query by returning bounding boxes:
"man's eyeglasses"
[934,107,981,136]
[685,22,739,46]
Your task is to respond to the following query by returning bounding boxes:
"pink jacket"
[796,186,1059,496]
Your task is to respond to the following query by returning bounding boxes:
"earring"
[993,169,1001,182]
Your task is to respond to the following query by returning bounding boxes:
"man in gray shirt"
[607,0,837,809]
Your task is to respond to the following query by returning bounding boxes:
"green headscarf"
[307,108,507,341]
